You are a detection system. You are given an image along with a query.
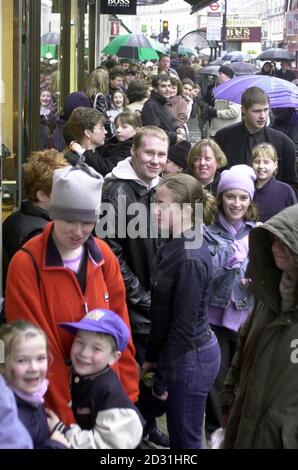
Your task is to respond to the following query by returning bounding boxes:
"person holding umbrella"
[207,66,242,138]
[274,60,296,83]
[215,86,298,195]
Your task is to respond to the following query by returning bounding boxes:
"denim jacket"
[203,219,256,310]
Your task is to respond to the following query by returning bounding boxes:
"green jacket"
[220,205,298,449]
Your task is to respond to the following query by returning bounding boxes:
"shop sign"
[227,26,261,42]
[100,0,137,15]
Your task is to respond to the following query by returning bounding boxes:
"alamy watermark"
[95,196,204,249]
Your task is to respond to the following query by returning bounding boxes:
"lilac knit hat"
[217,164,256,199]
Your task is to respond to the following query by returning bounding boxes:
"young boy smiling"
[53,309,144,449]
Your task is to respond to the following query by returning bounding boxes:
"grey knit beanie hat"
[49,158,104,223]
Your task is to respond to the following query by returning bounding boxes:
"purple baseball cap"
[59,309,130,352]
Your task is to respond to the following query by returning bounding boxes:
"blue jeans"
[166,333,221,449]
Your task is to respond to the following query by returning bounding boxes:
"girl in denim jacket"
[203,164,258,440]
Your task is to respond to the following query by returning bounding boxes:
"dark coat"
[253,177,297,222]
[271,110,298,160]
[84,137,133,176]
[141,91,180,145]
[274,68,296,82]
[51,118,67,152]
[215,122,298,194]
[2,201,50,286]
[146,231,213,396]
[15,395,66,449]
[221,206,298,448]
[99,179,159,335]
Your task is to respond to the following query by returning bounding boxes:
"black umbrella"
[257,48,295,61]
[229,62,259,75]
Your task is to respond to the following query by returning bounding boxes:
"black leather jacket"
[97,178,159,334]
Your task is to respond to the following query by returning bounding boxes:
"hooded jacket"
[5,222,139,425]
[98,158,160,335]
[220,205,298,448]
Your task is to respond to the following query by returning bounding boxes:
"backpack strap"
[20,248,40,288]
[93,92,103,109]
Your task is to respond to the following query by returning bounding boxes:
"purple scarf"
[10,379,49,405]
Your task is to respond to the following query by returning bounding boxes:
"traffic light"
[162,21,170,43]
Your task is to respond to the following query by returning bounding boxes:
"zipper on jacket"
[83,301,89,315]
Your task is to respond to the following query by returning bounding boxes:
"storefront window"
[1,0,20,221]
[40,0,62,149]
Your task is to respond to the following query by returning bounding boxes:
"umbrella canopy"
[197,65,220,76]
[102,34,167,61]
[178,45,197,57]
[228,62,259,76]
[213,75,298,108]
[221,51,251,62]
[41,32,60,45]
[256,48,295,61]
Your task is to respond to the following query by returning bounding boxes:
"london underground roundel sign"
[209,2,220,11]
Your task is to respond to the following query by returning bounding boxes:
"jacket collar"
[207,218,255,238]
[21,200,51,220]
[150,90,167,105]
[159,228,201,260]
[44,222,103,267]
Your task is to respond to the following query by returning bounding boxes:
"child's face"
[252,155,277,184]
[71,330,118,376]
[40,90,52,107]
[5,334,48,395]
[113,92,124,108]
[170,85,178,98]
[192,87,200,98]
[182,83,193,98]
[115,122,136,141]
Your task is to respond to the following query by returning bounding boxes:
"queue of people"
[1,53,298,450]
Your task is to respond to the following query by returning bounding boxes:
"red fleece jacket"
[6,222,139,424]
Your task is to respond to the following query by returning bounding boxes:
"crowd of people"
[1,52,298,450]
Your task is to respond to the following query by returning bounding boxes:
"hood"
[104,157,160,189]
[247,204,298,309]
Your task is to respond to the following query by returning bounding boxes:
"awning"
[136,0,169,4]
[184,0,216,13]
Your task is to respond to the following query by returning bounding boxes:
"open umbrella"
[213,75,298,108]
[228,62,259,75]
[256,48,295,61]
[178,45,197,57]
[41,32,60,45]
[102,34,167,61]
[221,51,251,62]
[197,65,220,76]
